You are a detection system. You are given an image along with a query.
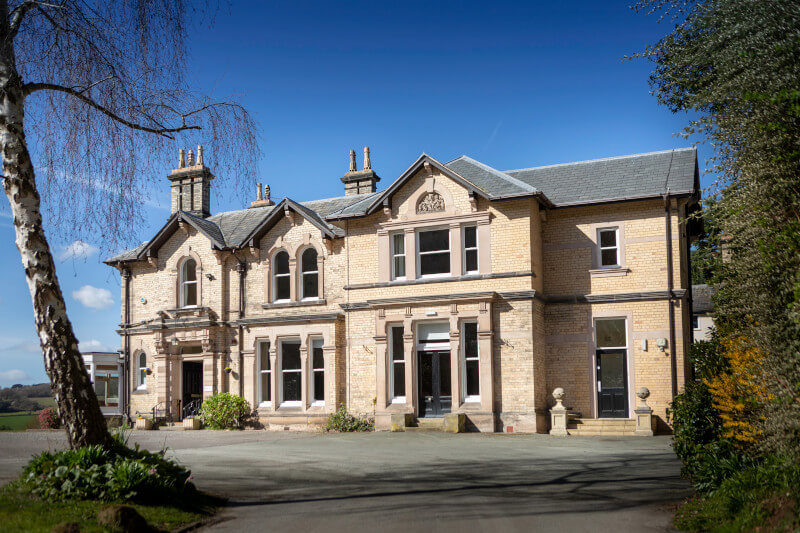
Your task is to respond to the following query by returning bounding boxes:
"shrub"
[38,407,59,429]
[198,393,250,429]
[324,405,374,432]
[668,380,722,464]
[22,440,194,503]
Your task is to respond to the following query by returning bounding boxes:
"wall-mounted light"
[205,273,215,281]
[656,338,668,352]
[171,337,179,347]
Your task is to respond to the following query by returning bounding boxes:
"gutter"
[664,191,678,398]
[122,267,132,423]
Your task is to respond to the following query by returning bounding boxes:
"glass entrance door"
[418,350,451,417]
[597,350,628,418]
[182,361,203,418]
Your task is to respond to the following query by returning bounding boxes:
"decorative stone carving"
[417,192,445,214]
[549,387,568,436]
[634,386,654,436]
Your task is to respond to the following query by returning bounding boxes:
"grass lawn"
[0,412,38,431]
[0,482,220,532]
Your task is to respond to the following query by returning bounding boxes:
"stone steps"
[405,418,444,432]
[567,418,636,436]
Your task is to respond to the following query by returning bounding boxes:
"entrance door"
[418,350,451,417]
[597,350,627,418]
[182,361,203,418]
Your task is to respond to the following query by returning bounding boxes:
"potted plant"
[183,415,202,430]
[134,416,153,430]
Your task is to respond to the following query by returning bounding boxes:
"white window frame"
[415,227,451,279]
[300,248,320,301]
[137,352,147,390]
[180,258,198,308]
[272,250,291,303]
[461,320,480,402]
[462,224,478,275]
[279,339,302,407]
[597,227,620,268]
[310,338,325,406]
[390,232,406,281]
[389,325,406,403]
[257,340,271,407]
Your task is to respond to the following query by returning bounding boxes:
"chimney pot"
[349,150,357,172]
[179,149,186,168]
[197,145,204,166]
[264,184,271,202]
[187,149,195,166]
[256,182,263,201]
[363,146,371,170]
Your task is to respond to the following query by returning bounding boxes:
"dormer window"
[180,259,198,307]
[273,251,291,302]
[300,248,319,300]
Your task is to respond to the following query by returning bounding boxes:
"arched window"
[300,248,319,300]
[180,258,198,307]
[273,251,290,302]
[137,352,147,390]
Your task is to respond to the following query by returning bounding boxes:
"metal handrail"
[182,399,202,419]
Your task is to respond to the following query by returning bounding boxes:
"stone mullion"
[403,323,416,414]
[269,346,278,411]
[449,317,462,409]
[449,223,462,276]
[323,346,336,412]
[300,341,309,410]
[289,257,298,301]
[404,229,416,280]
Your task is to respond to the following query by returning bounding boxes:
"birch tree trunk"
[0,1,111,448]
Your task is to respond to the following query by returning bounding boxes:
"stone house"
[106,146,701,433]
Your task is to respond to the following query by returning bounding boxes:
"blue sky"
[0,0,711,385]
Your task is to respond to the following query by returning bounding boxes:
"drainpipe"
[663,191,678,398]
[236,258,247,397]
[122,267,131,423]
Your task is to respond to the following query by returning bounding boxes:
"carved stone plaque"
[417,192,445,214]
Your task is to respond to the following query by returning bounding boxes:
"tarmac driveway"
[0,430,690,532]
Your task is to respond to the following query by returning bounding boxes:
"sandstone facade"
[107,147,700,433]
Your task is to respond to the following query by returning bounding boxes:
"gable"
[135,211,226,262]
[239,198,343,249]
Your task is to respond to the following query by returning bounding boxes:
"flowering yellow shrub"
[704,337,766,446]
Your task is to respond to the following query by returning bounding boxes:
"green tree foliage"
[638,0,800,463]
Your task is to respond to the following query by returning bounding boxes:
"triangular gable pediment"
[239,197,342,248]
[360,154,491,216]
[136,211,226,260]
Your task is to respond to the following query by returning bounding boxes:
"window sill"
[132,389,149,395]
[589,267,630,278]
[391,397,406,404]
[262,299,327,310]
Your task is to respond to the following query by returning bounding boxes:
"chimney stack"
[340,146,380,196]
[168,146,214,217]
[250,181,275,208]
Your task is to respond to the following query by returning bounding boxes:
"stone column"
[243,350,257,407]
[300,340,309,410]
[549,388,568,436]
[449,316,461,409]
[202,354,215,400]
[323,345,336,412]
[403,324,416,414]
[289,257,298,301]
[375,331,389,410]
[634,387,654,436]
[477,302,494,413]
[269,345,278,411]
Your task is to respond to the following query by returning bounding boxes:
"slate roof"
[107,148,698,263]
[692,284,715,314]
[504,148,697,206]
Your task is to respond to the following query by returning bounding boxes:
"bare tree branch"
[24,81,202,138]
